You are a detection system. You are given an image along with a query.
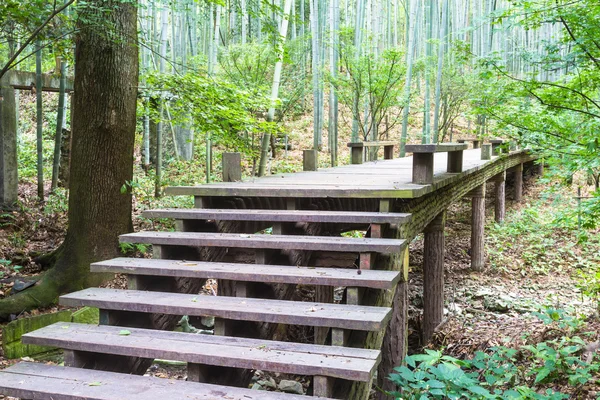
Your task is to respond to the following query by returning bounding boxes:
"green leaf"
[88,381,102,386]
[119,330,131,336]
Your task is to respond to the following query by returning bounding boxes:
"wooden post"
[412,153,434,184]
[514,163,523,202]
[470,184,486,271]
[303,149,318,171]
[422,211,446,343]
[383,144,394,160]
[536,159,544,175]
[377,247,409,398]
[492,172,506,223]
[350,145,363,164]
[473,140,481,149]
[222,152,241,182]
[447,150,463,173]
[481,144,492,160]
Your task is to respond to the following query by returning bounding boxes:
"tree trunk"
[0,0,138,321]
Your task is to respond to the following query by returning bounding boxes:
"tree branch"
[0,0,75,80]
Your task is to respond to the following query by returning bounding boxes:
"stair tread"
[91,258,401,289]
[120,231,406,254]
[0,362,331,399]
[143,208,411,224]
[24,323,379,381]
[60,288,392,331]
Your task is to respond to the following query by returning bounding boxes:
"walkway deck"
[167,149,526,199]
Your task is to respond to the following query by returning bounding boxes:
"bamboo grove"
[1,0,598,200]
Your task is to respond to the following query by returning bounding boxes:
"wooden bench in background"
[347,141,396,164]
[457,138,481,149]
[404,143,468,184]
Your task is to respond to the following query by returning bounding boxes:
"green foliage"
[329,35,406,141]
[388,309,598,399]
[146,70,278,157]
[473,0,600,224]
[486,189,600,275]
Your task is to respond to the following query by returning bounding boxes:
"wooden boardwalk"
[168,148,499,198]
[0,145,539,400]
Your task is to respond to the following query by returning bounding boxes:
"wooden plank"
[347,141,396,148]
[0,362,328,400]
[163,150,536,199]
[92,258,402,290]
[143,209,411,224]
[60,288,393,331]
[405,143,468,153]
[119,232,407,254]
[24,323,379,381]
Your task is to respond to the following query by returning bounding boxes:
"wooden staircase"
[0,209,410,399]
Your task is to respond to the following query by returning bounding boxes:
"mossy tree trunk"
[0,0,138,320]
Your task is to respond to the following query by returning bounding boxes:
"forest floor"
[0,170,599,398]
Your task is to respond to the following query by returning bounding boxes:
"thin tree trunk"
[155,8,169,198]
[51,59,67,191]
[35,41,44,200]
[258,0,294,176]
[433,0,447,143]
[400,0,419,156]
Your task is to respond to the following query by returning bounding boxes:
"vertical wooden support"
[514,163,523,202]
[350,145,363,164]
[536,159,544,175]
[491,141,502,156]
[313,376,334,397]
[222,152,242,182]
[412,153,434,184]
[447,150,463,173]
[377,247,409,398]
[422,211,446,343]
[473,140,481,149]
[303,149,318,171]
[383,145,394,160]
[481,144,492,160]
[470,184,486,271]
[493,172,506,223]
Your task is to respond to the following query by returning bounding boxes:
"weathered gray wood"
[470,184,486,271]
[422,211,446,343]
[24,323,379,381]
[412,152,434,184]
[457,138,481,149]
[142,208,412,224]
[303,149,318,171]
[347,141,396,148]
[163,150,536,199]
[60,288,392,331]
[313,376,334,397]
[222,152,242,182]
[94,258,402,289]
[0,362,327,400]
[514,163,523,202]
[120,231,407,254]
[490,139,506,156]
[492,171,506,223]
[481,144,492,160]
[404,143,468,153]
[350,146,363,164]
[446,150,463,173]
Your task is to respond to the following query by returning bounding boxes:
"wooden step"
[120,231,406,254]
[142,208,411,224]
[60,288,392,331]
[24,323,379,382]
[91,258,401,290]
[0,362,331,399]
